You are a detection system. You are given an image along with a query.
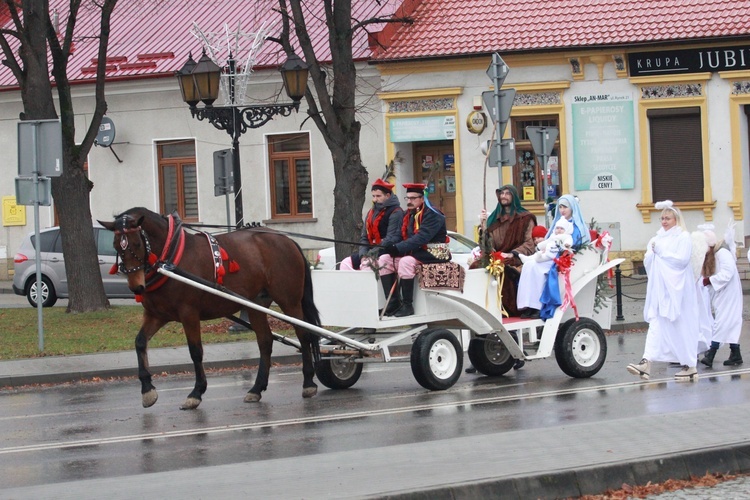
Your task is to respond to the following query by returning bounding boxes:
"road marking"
[2,367,750,455]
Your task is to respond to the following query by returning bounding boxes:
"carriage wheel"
[554,318,607,378]
[467,332,516,376]
[410,329,462,391]
[26,276,57,308]
[315,358,363,390]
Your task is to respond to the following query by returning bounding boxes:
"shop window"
[268,133,312,219]
[157,140,198,221]
[647,107,703,202]
[511,116,560,202]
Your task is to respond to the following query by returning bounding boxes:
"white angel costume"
[642,224,701,367]
[703,228,743,345]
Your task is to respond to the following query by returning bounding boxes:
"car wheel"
[26,276,58,307]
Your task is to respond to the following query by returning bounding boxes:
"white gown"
[707,247,743,344]
[642,226,701,367]
[516,258,554,310]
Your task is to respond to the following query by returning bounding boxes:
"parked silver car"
[12,225,133,307]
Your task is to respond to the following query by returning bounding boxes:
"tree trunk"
[51,154,110,312]
[331,134,369,263]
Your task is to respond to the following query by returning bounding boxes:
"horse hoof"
[180,397,201,410]
[302,386,318,398]
[244,392,261,403]
[142,389,158,408]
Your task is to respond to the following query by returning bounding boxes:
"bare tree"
[0,0,118,312]
[276,0,409,261]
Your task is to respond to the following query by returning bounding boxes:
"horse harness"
[112,213,240,297]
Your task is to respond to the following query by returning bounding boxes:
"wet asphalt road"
[2,327,750,497]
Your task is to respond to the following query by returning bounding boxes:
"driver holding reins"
[382,183,450,317]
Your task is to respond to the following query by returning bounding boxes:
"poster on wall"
[572,93,635,191]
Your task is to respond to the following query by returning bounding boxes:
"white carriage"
[160,245,623,392]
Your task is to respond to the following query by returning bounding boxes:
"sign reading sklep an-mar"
[572,93,635,191]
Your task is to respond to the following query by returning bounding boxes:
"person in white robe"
[698,229,743,367]
[627,200,701,382]
[516,195,589,318]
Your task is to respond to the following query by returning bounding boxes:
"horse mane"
[114,207,168,231]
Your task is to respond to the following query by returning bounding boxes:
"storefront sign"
[390,116,456,142]
[572,93,635,191]
[629,45,750,77]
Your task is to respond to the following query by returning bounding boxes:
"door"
[413,141,457,231]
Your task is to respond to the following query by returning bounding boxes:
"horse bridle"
[114,223,153,275]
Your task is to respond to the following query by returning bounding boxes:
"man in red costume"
[382,183,450,317]
[340,178,404,315]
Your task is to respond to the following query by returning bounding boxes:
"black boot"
[380,274,402,316]
[394,278,415,317]
[724,344,743,366]
[700,341,720,368]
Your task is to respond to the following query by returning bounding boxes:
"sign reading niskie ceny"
[629,45,750,77]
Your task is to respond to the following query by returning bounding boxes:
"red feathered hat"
[403,183,426,194]
[372,178,395,193]
[531,225,547,239]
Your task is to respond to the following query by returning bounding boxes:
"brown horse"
[99,207,320,410]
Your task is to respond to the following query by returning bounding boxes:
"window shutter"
[648,107,703,202]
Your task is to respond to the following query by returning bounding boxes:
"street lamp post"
[176,51,309,228]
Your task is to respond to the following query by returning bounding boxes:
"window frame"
[507,97,568,217]
[156,139,199,222]
[633,76,714,222]
[267,132,313,220]
[510,114,561,203]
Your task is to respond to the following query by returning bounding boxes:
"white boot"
[627,358,650,380]
[674,365,698,382]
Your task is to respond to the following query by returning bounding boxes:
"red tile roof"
[372,0,750,61]
[0,0,401,88]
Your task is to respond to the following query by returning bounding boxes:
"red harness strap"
[143,214,186,293]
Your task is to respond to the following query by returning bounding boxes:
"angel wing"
[724,217,737,261]
[690,230,709,280]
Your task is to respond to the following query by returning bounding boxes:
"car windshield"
[448,232,476,253]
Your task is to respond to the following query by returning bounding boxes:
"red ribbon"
[554,251,578,320]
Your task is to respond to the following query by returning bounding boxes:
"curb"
[377,442,750,499]
[0,355,304,389]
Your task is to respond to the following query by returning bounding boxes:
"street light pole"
[176,51,308,228]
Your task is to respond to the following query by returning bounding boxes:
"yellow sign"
[2,196,26,226]
[465,110,487,134]
[523,186,535,201]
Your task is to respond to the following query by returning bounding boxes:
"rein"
[182,222,374,249]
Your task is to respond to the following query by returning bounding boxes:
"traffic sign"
[213,149,234,196]
[15,177,51,206]
[486,53,509,87]
[526,126,559,157]
[484,139,517,168]
[482,88,516,136]
[18,119,63,177]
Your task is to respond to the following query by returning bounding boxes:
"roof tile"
[374,0,750,61]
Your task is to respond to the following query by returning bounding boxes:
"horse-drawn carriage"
[102,207,622,409]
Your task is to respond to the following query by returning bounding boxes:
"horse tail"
[290,240,321,326]
[302,261,321,327]
[292,241,321,362]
